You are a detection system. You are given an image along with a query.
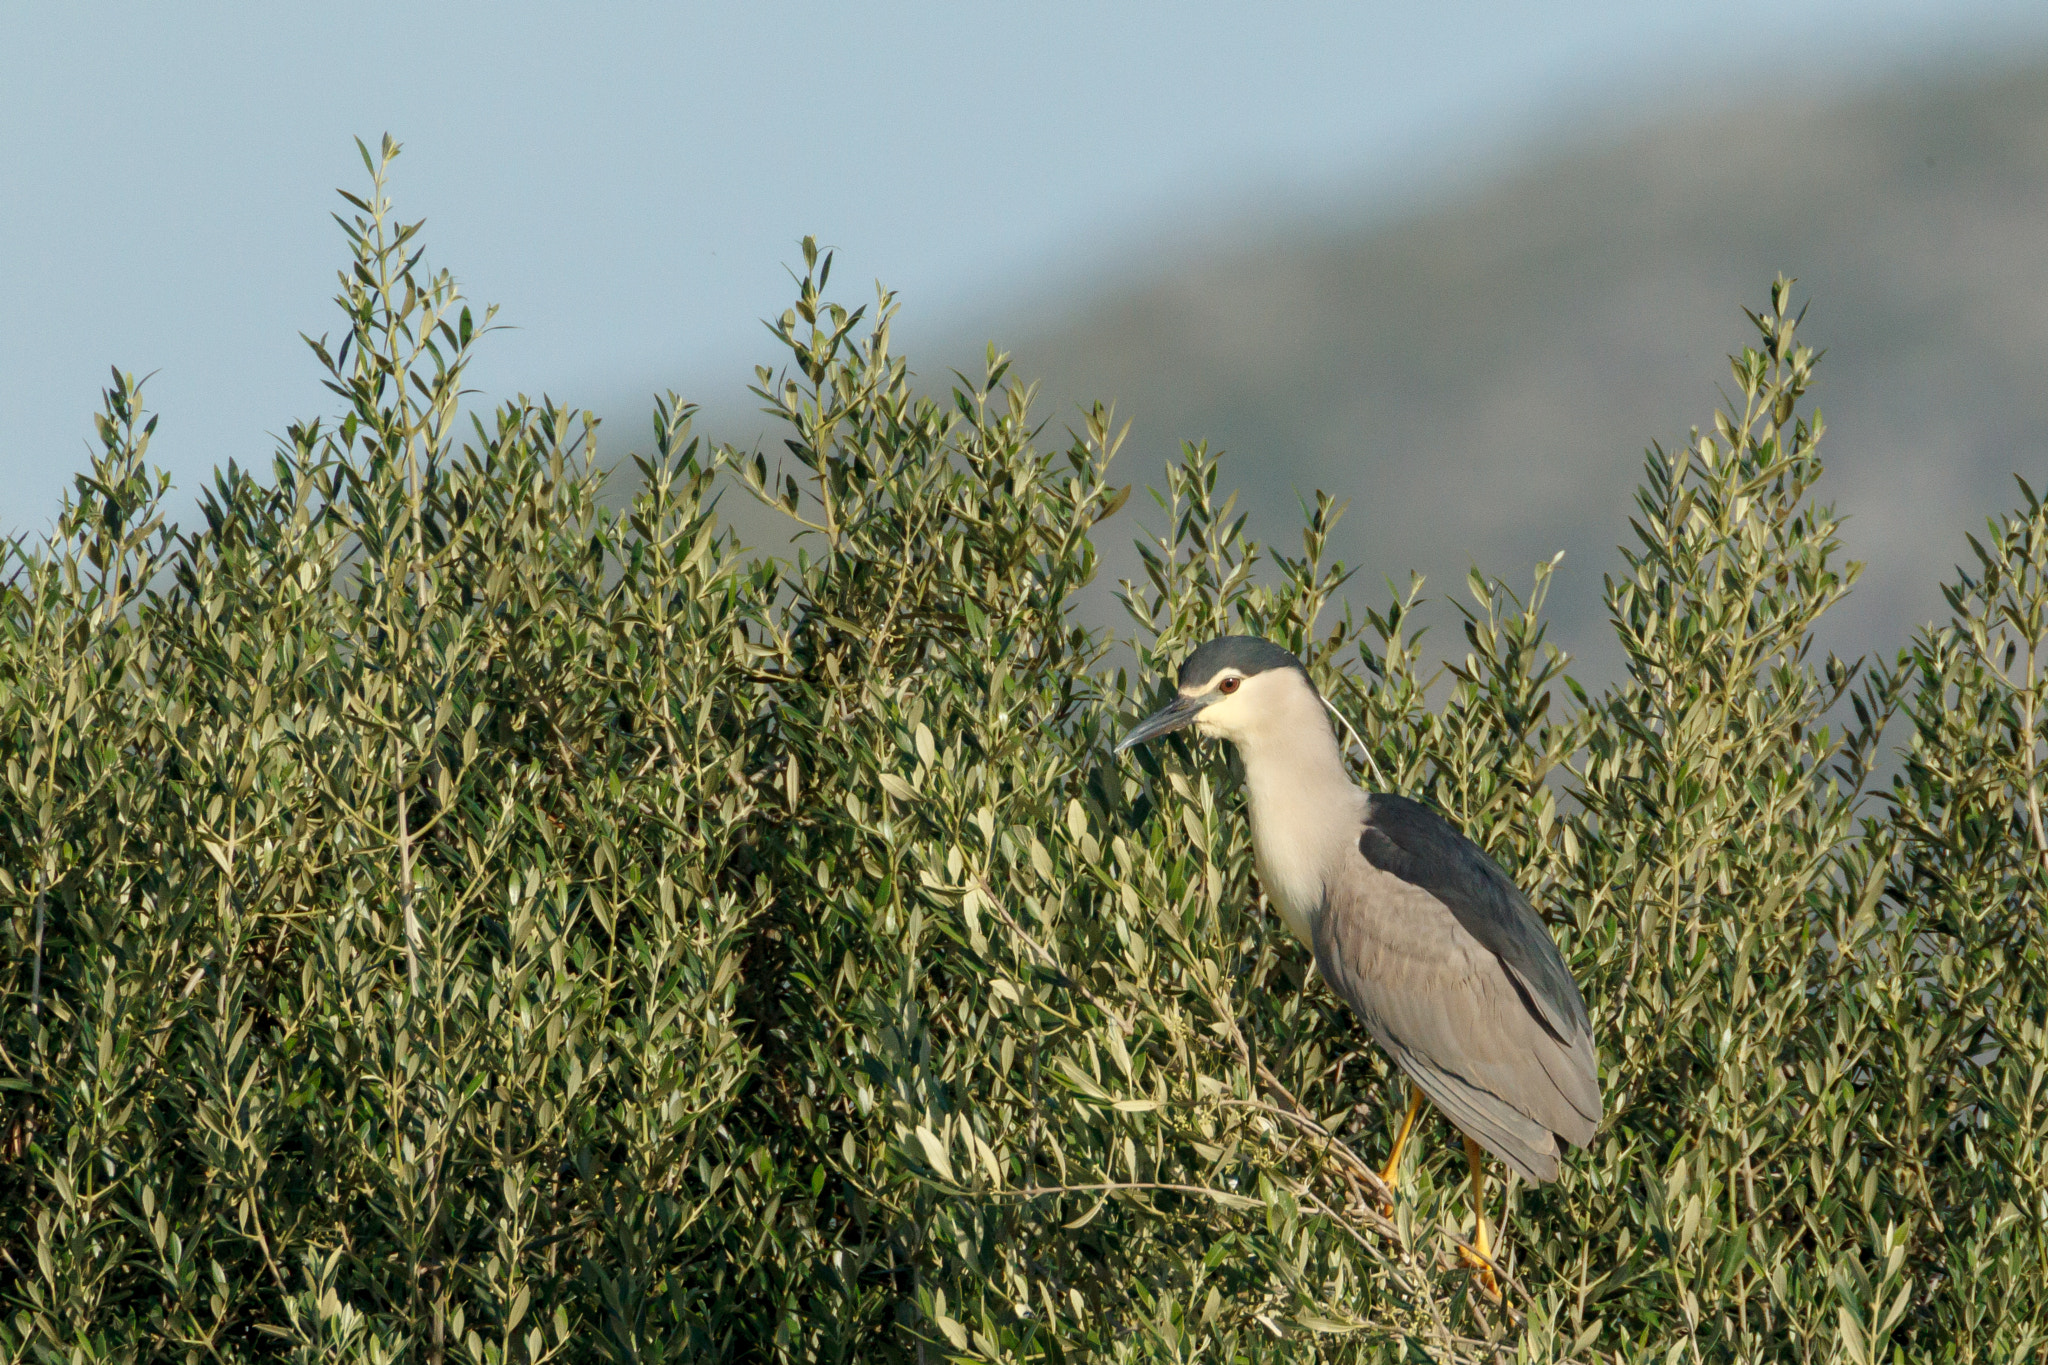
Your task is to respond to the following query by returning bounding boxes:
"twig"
[974,876,1132,1033]
[1215,1096,1395,1227]
[1323,695,1391,791]
[29,892,44,1016]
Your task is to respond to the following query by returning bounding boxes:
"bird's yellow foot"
[1455,1241,1502,1301]
[1377,1083,1425,1217]
[1457,1134,1502,1300]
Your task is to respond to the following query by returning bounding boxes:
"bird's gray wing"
[1313,795,1601,1183]
[1357,796,1593,1047]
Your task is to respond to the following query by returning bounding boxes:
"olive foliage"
[4,141,2047,1364]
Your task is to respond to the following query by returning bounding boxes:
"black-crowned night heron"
[1117,636,1601,1296]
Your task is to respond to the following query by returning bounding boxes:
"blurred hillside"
[620,58,2048,686]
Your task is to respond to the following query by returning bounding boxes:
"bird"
[1116,635,1601,1297]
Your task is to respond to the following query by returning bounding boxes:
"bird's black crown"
[1176,635,1311,690]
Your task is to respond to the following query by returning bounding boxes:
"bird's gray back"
[1312,795,1601,1183]
[1357,795,1591,1046]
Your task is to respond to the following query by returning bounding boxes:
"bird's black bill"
[1115,693,1213,753]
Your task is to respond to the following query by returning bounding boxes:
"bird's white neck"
[1228,686,1363,945]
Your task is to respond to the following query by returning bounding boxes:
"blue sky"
[6,2,2048,536]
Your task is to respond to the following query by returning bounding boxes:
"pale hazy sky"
[7,2,2048,535]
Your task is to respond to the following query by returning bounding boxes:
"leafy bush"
[4,140,2048,1364]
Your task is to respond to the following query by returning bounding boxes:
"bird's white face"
[1186,667,1288,745]
[1114,651,1325,757]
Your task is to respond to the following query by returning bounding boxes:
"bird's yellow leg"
[1377,1083,1425,1209]
[1457,1135,1502,1300]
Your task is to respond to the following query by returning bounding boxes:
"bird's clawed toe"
[1454,1241,1503,1300]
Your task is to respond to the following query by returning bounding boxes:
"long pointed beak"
[1115,692,1214,753]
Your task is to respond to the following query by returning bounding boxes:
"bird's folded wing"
[1356,795,1592,1047]
[1314,827,1601,1184]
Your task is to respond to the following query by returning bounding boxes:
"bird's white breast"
[1244,767,1366,947]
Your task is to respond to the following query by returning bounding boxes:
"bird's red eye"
[1218,676,1241,694]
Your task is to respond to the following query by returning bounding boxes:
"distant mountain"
[615,59,2048,686]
